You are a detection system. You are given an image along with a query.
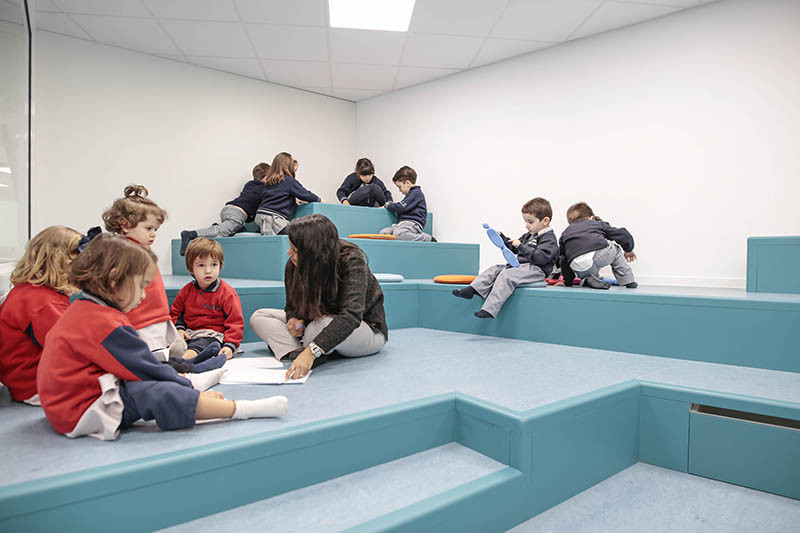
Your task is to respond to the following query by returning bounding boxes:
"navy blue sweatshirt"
[337,173,393,203]
[226,179,265,221]
[559,218,635,285]
[503,227,559,276]
[385,186,427,227]
[257,175,321,219]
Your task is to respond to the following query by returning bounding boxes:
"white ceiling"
[31,0,716,102]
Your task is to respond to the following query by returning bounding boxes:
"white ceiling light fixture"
[0,167,11,174]
[329,0,416,32]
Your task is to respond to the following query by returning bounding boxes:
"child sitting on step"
[255,152,322,235]
[558,202,638,289]
[172,238,243,362]
[380,166,434,242]
[0,226,82,405]
[37,234,288,441]
[453,198,558,318]
[337,158,393,207]
[179,162,270,255]
[103,185,186,360]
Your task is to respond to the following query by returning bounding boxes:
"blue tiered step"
[170,235,479,281]
[292,202,434,236]
[747,236,800,294]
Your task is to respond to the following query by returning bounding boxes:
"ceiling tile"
[333,88,384,102]
[330,29,406,65]
[409,0,508,37]
[261,59,330,87]
[248,24,328,61]
[471,38,552,68]
[160,20,254,57]
[189,56,265,79]
[572,1,679,40]
[492,0,602,42]
[36,12,93,39]
[154,53,187,62]
[37,0,61,11]
[4,0,21,7]
[332,63,397,90]
[297,86,334,96]
[143,0,239,22]
[401,33,484,69]
[70,15,181,55]
[235,0,326,26]
[394,66,458,90]
[51,0,150,17]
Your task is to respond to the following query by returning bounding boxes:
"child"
[559,202,638,289]
[171,238,243,361]
[452,198,558,318]
[179,162,270,256]
[337,158,393,207]
[255,152,321,235]
[37,234,288,441]
[380,166,434,242]
[103,185,186,360]
[0,226,81,404]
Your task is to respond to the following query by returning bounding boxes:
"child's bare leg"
[183,349,198,360]
[196,391,236,419]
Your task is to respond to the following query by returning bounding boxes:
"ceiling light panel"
[329,0,416,32]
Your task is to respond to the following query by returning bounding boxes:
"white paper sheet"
[223,356,283,370]
[220,367,310,385]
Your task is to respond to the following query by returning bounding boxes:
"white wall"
[356,0,800,288]
[33,32,355,273]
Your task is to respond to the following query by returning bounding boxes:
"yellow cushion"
[348,233,397,240]
[433,275,477,284]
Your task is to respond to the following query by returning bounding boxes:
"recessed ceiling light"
[329,0,416,32]
[0,167,11,174]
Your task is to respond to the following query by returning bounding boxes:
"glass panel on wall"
[0,0,30,270]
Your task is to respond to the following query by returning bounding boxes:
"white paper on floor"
[221,367,310,385]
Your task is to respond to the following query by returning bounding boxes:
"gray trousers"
[379,220,432,242]
[574,242,635,286]
[254,213,289,236]
[249,308,386,360]
[197,205,248,238]
[471,263,546,317]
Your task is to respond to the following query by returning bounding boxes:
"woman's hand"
[285,347,314,380]
[286,318,305,337]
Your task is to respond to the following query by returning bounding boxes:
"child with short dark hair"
[559,201,638,289]
[179,162,270,255]
[103,185,185,360]
[0,226,81,405]
[37,234,288,441]
[380,166,433,241]
[337,158,393,207]
[255,152,322,235]
[453,198,558,318]
[171,238,243,362]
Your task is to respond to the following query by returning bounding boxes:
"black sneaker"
[180,230,198,256]
[625,282,638,289]
[582,277,611,290]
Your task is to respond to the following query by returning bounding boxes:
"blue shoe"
[483,223,520,267]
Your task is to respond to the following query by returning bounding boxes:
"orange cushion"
[348,233,397,240]
[433,275,477,284]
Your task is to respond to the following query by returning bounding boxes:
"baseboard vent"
[691,404,800,430]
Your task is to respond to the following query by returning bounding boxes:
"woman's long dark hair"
[285,214,360,320]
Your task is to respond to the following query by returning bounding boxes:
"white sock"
[233,396,289,420]
[187,369,225,391]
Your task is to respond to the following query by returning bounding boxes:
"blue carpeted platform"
[169,236,478,281]
[509,462,800,533]
[293,202,435,236]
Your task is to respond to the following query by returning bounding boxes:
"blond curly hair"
[11,226,82,294]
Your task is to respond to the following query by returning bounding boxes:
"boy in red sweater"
[171,238,243,361]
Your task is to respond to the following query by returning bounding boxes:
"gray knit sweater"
[284,243,388,353]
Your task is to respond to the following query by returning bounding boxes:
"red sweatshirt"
[37,293,191,435]
[170,279,243,351]
[122,237,171,330]
[0,284,70,402]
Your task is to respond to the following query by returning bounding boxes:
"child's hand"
[179,329,190,340]
[296,198,304,205]
[219,346,234,359]
[286,318,305,337]
[511,239,521,247]
[554,281,565,287]
[624,251,637,262]
[384,202,391,208]
[342,200,350,205]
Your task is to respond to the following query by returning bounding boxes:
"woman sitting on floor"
[249,214,388,380]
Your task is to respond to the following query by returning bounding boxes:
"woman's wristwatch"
[308,342,324,358]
